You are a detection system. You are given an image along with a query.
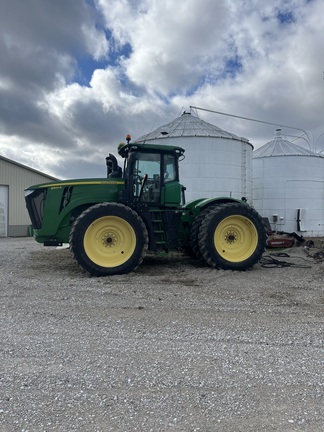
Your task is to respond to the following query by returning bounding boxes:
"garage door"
[0,185,8,237]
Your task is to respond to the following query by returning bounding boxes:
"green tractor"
[24,141,267,276]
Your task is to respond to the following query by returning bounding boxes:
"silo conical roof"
[253,129,317,158]
[135,111,250,143]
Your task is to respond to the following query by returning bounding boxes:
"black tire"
[190,206,216,259]
[198,203,267,271]
[69,203,148,276]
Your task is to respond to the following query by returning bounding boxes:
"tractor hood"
[25,178,125,192]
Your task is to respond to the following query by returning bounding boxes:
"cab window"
[163,154,177,183]
[133,152,161,202]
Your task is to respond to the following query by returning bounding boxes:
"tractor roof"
[118,142,185,158]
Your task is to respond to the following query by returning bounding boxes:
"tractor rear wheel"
[70,203,148,276]
[198,203,266,270]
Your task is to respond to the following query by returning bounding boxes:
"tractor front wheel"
[70,203,148,276]
[198,203,266,270]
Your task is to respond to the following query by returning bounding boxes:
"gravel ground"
[0,237,323,432]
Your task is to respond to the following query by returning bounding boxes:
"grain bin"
[253,129,324,236]
[135,112,253,202]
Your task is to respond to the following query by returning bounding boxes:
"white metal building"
[253,130,324,236]
[135,112,254,203]
[0,156,57,237]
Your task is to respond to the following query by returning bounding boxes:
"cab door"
[132,152,161,204]
[161,154,182,207]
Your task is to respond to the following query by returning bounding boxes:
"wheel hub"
[225,230,237,244]
[102,231,118,247]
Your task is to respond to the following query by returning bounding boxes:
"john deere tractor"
[25,140,267,276]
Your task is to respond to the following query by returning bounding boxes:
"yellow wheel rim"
[84,216,136,268]
[214,215,258,262]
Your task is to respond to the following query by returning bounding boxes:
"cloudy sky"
[0,0,323,179]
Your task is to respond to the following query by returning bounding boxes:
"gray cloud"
[0,0,324,178]
[0,0,109,170]
[0,0,104,89]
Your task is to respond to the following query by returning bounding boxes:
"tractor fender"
[183,196,244,214]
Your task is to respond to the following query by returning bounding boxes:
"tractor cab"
[115,142,186,207]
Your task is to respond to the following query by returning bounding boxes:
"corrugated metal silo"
[253,129,324,236]
[135,112,254,202]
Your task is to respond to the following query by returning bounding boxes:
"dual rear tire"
[191,203,266,270]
